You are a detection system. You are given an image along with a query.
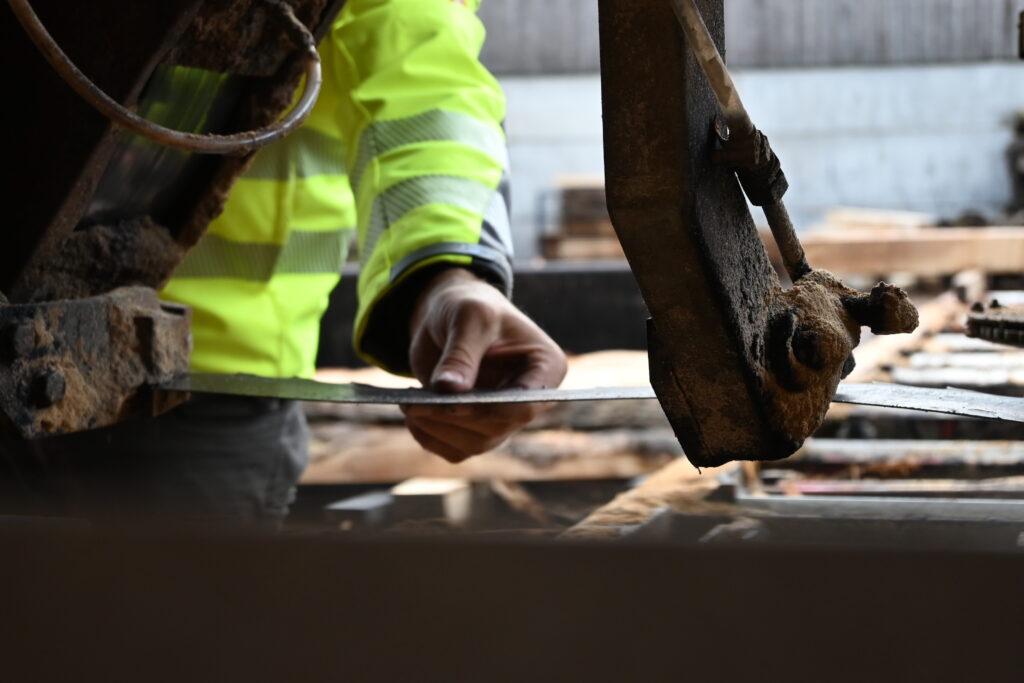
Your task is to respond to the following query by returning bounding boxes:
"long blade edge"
[162,374,1024,423]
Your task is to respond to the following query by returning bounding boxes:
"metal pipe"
[668,0,812,282]
[762,201,811,281]
[667,0,753,138]
[6,0,322,155]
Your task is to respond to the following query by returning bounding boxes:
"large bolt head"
[31,369,66,409]
[790,328,825,370]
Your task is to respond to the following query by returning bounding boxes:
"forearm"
[327,0,513,373]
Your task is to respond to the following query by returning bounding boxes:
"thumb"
[431,308,498,393]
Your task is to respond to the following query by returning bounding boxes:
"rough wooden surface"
[820,207,936,231]
[541,236,625,260]
[540,204,1024,275]
[801,227,1024,277]
[562,457,734,540]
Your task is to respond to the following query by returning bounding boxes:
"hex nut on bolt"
[31,369,66,409]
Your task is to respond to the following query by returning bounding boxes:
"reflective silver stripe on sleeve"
[361,175,497,265]
[352,109,508,192]
[389,242,513,297]
[479,173,513,258]
[173,228,353,280]
[244,127,347,180]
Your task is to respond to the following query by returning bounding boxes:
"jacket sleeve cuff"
[354,244,513,375]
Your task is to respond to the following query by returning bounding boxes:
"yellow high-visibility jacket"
[162,0,512,378]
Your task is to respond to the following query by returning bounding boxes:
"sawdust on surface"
[18,288,190,436]
[762,270,919,447]
[762,270,863,441]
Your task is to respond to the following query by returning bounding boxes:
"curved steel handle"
[7,0,322,155]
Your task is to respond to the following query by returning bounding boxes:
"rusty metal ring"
[6,0,322,156]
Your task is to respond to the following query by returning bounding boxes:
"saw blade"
[163,373,657,405]
[161,373,1024,423]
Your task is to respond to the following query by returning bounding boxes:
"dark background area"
[316,262,650,368]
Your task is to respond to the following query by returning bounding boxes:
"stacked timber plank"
[540,186,1024,279]
[541,176,624,260]
[801,207,1024,280]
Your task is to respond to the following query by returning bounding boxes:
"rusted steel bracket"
[0,1,345,438]
[0,287,190,438]
[598,0,916,467]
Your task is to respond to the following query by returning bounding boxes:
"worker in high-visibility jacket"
[150,0,565,522]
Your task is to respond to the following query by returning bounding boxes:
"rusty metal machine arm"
[598,0,918,468]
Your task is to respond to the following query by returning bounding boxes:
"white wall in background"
[501,62,1024,261]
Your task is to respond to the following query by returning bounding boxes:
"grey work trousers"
[0,395,310,528]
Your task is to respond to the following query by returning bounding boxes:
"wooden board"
[560,186,608,220]
[821,207,936,231]
[559,184,613,237]
[801,227,1024,276]
[541,236,625,260]
[560,219,617,238]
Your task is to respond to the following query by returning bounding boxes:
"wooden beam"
[802,227,1024,276]
[889,365,1024,389]
[821,207,935,231]
[541,236,625,260]
[792,438,1024,467]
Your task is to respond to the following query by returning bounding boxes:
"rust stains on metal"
[0,287,190,438]
[598,0,918,467]
[11,217,185,304]
[762,271,918,441]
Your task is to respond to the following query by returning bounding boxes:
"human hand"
[404,268,568,462]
